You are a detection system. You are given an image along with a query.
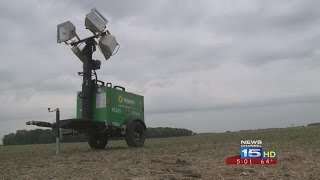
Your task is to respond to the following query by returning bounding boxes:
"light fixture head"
[85,8,108,34]
[57,21,76,43]
[99,34,118,60]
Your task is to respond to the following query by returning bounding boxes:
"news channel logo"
[226,140,278,165]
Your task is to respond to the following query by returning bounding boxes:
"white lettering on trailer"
[123,98,135,105]
[118,104,134,109]
[112,107,121,113]
[131,111,140,116]
[118,95,135,105]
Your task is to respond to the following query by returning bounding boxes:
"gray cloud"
[146,94,320,114]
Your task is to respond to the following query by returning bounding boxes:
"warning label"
[96,92,106,108]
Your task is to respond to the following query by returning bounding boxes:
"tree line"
[145,127,193,138]
[307,123,320,126]
[2,127,193,146]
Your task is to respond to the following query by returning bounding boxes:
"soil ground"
[0,126,319,179]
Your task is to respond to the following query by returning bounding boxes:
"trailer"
[27,82,146,149]
[26,8,146,150]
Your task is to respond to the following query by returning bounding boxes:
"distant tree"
[3,133,16,145]
[307,123,320,127]
[3,129,56,145]
[2,127,193,146]
[145,127,193,138]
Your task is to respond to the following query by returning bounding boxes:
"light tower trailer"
[27,80,146,149]
[26,8,146,149]
[75,82,146,149]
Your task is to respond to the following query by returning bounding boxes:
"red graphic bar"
[226,155,277,165]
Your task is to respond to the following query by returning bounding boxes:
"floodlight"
[99,34,118,60]
[85,8,108,34]
[57,21,76,43]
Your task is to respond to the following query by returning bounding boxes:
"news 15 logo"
[240,140,277,158]
[226,140,278,165]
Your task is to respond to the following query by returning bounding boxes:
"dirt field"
[0,126,319,179]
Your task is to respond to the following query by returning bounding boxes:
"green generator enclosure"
[77,86,144,127]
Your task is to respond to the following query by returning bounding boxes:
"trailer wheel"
[125,121,145,147]
[88,134,108,149]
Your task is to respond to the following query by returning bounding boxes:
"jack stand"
[48,108,60,156]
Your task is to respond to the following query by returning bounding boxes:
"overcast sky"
[1,0,320,143]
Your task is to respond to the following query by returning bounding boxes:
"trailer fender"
[125,118,147,131]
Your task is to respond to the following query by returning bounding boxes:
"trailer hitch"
[26,120,53,128]
[26,108,61,155]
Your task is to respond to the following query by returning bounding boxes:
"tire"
[88,134,108,149]
[125,121,145,147]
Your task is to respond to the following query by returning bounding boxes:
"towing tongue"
[26,121,53,128]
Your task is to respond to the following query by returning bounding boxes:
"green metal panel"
[76,86,144,126]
